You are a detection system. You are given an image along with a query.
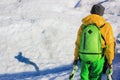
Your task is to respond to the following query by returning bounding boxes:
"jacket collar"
[82,14,106,27]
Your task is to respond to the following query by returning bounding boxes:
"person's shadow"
[15,52,40,72]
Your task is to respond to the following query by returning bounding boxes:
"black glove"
[73,60,78,65]
[106,64,113,75]
[106,64,113,80]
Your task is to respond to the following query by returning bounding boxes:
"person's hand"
[106,64,113,80]
[69,64,78,80]
[73,60,78,65]
[106,64,113,75]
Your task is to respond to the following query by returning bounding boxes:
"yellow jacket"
[74,14,115,64]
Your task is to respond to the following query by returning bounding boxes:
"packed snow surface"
[0,0,120,80]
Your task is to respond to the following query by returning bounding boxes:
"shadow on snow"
[112,53,120,80]
[0,53,120,80]
[15,52,40,72]
[0,64,72,80]
[0,52,73,80]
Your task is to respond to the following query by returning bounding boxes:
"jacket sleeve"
[105,23,115,65]
[74,25,83,61]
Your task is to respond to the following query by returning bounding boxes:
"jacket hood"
[82,14,106,27]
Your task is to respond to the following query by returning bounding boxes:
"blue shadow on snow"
[0,63,72,80]
[0,53,120,80]
[15,52,40,72]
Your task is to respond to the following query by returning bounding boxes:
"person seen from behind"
[73,4,115,80]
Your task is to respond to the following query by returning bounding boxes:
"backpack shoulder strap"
[100,24,105,28]
[100,23,107,46]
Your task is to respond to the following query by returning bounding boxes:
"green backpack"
[79,24,104,62]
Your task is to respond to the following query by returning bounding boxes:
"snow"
[0,0,120,80]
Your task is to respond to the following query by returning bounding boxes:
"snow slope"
[0,0,120,80]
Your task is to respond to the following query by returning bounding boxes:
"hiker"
[73,4,115,80]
